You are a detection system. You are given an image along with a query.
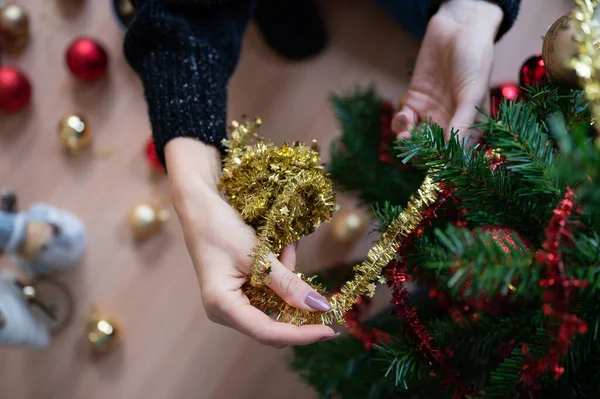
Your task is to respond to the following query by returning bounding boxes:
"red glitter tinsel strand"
[343,296,391,350]
[385,186,478,398]
[520,188,588,387]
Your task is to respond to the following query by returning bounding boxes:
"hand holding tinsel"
[219,119,441,326]
[219,119,337,287]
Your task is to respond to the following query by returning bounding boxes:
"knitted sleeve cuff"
[129,48,230,166]
[428,0,521,41]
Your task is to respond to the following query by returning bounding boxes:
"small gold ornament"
[86,307,120,354]
[116,0,134,17]
[128,202,169,239]
[113,0,136,27]
[542,12,581,89]
[58,115,92,153]
[331,209,367,245]
[0,4,29,39]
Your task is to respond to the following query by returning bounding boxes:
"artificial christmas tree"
[288,19,600,394]
[291,80,599,398]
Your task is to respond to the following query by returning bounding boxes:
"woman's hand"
[392,0,503,142]
[165,138,337,348]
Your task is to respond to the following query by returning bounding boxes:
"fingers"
[265,254,331,312]
[228,302,337,347]
[278,243,297,271]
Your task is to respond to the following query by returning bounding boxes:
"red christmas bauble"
[519,54,547,88]
[489,83,520,119]
[457,225,531,314]
[65,37,109,81]
[0,66,32,112]
[145,138,164,172]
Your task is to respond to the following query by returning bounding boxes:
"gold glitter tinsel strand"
[570,0,600,122]
[244,176,440,326]
[220,119,337,287]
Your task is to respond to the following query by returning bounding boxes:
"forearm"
[124,0,254,167]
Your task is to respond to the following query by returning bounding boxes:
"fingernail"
[399,113,409,125]
[320,332,340,341]
[393,114,409,131]
[305,292,331,311]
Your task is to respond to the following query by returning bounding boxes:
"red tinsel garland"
[385,185,479,398]
[520,188,588,387]
[343,295,391,350]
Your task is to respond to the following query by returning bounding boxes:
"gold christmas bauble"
[58,115,92,153]
[129,202,169,239]
[331,209,367,245]
[0,4,29,39]
[116,0,135,17]
[86,307,120,354]
[542,12,581,89]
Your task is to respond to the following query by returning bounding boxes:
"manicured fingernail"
[320,332,340,341]
[305,292,331,311]
[399,113,408,125]
[394,113,408,127]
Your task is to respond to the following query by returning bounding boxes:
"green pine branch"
[482,327,548,399]
[478,101,559,199]
[396,123,549,237]
[327,87,424,208]
[419,225,538,300]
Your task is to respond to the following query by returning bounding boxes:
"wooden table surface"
[0,1,569,398]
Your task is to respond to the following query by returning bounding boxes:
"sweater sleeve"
[428,0,521,41]
[124,0,255,167]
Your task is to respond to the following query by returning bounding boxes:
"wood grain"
[0,1,570,398]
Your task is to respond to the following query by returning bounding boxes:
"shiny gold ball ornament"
[0,4,29,39]
[86,307,120,354]
[128,202,170,239]
[58,115,92,153]
[114,0,135,27]
[331,209,368,245]
[542,12,581,89]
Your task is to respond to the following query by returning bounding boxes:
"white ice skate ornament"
[0,270,50,349]
[16,203,87,277]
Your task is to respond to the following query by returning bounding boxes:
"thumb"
[448,101,481,145]
[264,254,331,312]
[392,106,419,140]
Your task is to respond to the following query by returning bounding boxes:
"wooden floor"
[0,1,569,398]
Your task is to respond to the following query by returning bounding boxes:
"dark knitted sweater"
[124,0,521,167]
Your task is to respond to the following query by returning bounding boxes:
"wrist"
[165,138,222,197]
[437,0,503,37]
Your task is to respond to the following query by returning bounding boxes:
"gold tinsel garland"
[570,0,600,122]
[219,119,337,287]
[220,119,440,326]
